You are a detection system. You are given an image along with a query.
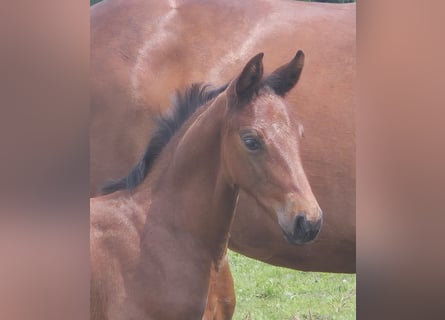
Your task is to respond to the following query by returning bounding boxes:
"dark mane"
[100,82,228,195]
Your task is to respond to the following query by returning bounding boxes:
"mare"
[90,0,355,318]
[90,52,323,320]
[90,0,355,272]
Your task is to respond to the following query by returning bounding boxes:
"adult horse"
[91,52,322,320]
[91,0,355,272]
[91,1,355,318]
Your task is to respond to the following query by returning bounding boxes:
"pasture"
[229,251,356,320]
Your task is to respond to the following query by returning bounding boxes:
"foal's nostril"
[290,213,322,244]
[293,214,308,237]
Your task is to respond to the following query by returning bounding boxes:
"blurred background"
[2,0,445,320]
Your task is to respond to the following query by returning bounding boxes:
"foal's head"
[220,52,322,244]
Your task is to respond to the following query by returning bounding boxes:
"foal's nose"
[289,209,323,244]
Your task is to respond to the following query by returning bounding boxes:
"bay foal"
[90,52,322,319]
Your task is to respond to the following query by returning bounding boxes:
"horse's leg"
[203,251,236,320]
[214,253,236,320]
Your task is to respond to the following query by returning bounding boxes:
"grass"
[229,251,356,320]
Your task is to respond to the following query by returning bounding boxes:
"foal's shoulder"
[90,194,144,240]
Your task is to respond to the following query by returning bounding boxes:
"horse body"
[90,53,321,319]
[91,0,356,274]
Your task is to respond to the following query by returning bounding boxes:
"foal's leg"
[202,251,236,320]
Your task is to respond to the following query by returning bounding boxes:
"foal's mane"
[101,82,228,195]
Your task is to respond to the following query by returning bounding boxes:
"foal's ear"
[229,52,264,104]
[264,50,305,96]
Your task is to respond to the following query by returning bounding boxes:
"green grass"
[229,251,356,320]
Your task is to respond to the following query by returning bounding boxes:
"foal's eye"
[243,137,262,151]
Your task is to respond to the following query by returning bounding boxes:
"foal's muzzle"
[283,210,323,245]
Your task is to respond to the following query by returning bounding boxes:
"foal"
[90,51,322,320]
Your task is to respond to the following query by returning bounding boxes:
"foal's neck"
[139,94,238,263]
